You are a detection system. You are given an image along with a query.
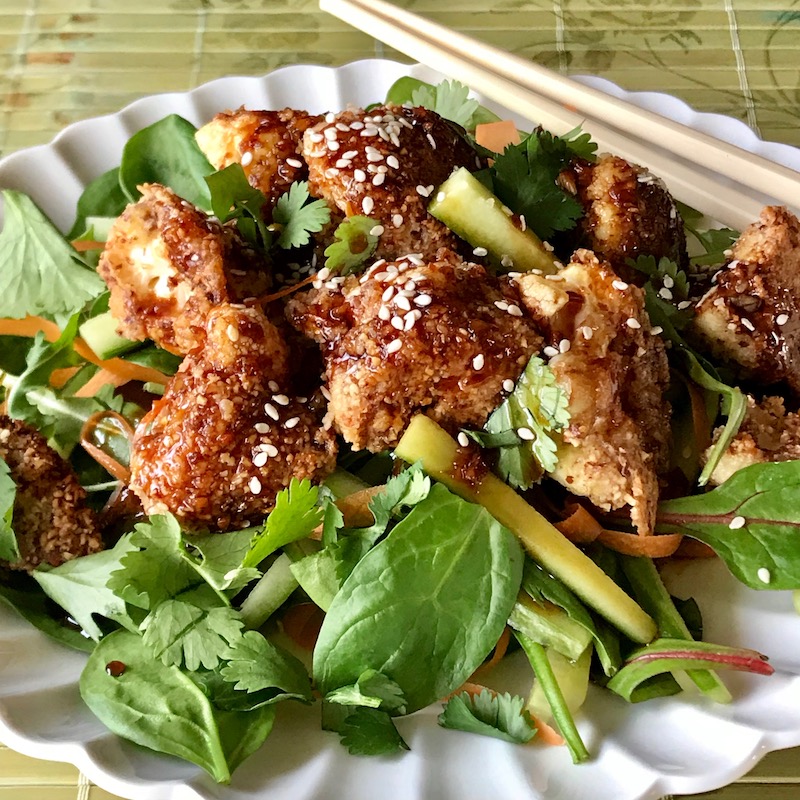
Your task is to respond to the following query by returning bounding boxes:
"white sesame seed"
[559,338,571,353]
[264,444,279,458]
[335,122,350,132]
[366,151,384,162]
[663,275,674,289]
[520,215,527,232]
[372,173,386,186]
[273,394,289,406]
[335,158,351,169]
[741,318,755,331]
[612,279,629,291]
[416,184,432,197]
[249,476,262,494]
[354,168,367,182]
[309,131,324,143]
[495,300,509,311]
[386,339,403,354]
[342,150,358,159]
[226,324,239,342]
[286,157,303,168]
[503,378,515,392]
[386,154,399,169]
[395,294,412,312]
[317,267,331,281]
[253,451,269,467]
[729,515,746,529]
[650,326,664,336]
[500,254,514,268]
[543,345,559,358]
[626,318,642,329]
[370,224,385,236]
[362,196,375,215]
[378,305,391,321]
[255,422,270,434]
[324,127,337,140]
[240,151,253,167]
[457,432,470,447]
[327,140,340,151]
[426,132,437,149]
[543,240,554,252]
[507,304,523,317]
[285,416,300,429]
[678,300,692,310]
[415,294,432,307]
[517,427,535,441]
[391,316,404,330]
[264,403,280,421]
[777,313,789,326]
[757,567,771,584]
[404,312,419,331]
[473,246,488,257]
[581,326,594,340]
[473,354,485,370]
[392,214,404,228]
[659,287,674,301]
[382,286,395,302]
[267,380,280,393]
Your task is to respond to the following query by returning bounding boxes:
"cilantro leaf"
[411,79,480,131]
[187,528,261,593]
[0,191,106,322]
[628,254,689,301]
[438,689,537,744]
[676,202,738,268]
[0,457,19,563]
[32,534,139,640]
[220,630,312,703]
[324,215,379,274]
[560,125,598,162]
[272,182,331,249]
[325,669,407,715]
[337,707,410,756]
[141,587,244,671]
[480,355,570,488]
[205,163,272,249]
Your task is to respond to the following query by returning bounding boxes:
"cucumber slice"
[428,167,557,274]
[509,591,592,662]
[79,311,139,359]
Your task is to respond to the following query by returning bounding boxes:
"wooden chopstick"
[320,0,800,230]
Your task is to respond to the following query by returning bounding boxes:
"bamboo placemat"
[1,0,800,797]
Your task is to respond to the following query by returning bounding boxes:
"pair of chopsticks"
[320,0,800,231]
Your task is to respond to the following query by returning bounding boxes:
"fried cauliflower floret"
[195,108,320,213]
[559,154,687,282]
[99,183,270,356]
[0,416,102,572]
[705,395,800,486]
[287,250,542,452]
[692,206,800,396]
[302,105,479,261]
[129,304,337,531]
[516,249,670,534]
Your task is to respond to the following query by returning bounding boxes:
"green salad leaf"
[326,669,407,714]
[324,215,380,274]
[439,689,537,744]
[67,167,128,240]
[333,706,410,756]
[205,163,272,248]
[0,457,19,563]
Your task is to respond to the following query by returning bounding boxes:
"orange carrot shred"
[282,603,325,651]
[597,528,684,558]
[555,505,604,544]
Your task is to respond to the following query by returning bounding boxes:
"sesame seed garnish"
[372,173,386,186]
[415,294,432,307]
[757,567,771,584]
[264,403,280,421]
[285,416,300,429]
[495,300,509,311]
[324,127,337,140]
[354,168,367,182]
[650,326,664,335]
[659,287,673,301]
[382,286,395,302]
[416,184,434,197]
[663,275,674,289]
[426,132,437,149]
[395,294,412,312]
[317,267,331,281]
[777,313,789,326]
[729,515,746,529]
[581,326,593,340]
[678,300,692,310]
[366,150,384,163]
[404,311,420,331]
[520,215,527,232]
[264,444,279,458]
[503,378,515,392]
[253,451,269,468]
[473,354,485,370]
[517,427,535,441]
[457,432,469,447]
[328,141,340,151]
[507,304,523,317]
[612,279,629,291]
[559,338,571,353]
[267,380,280,393]
[309,131,324,143]
[360,196,374,215]
[273,394,289,406]
[392,214,404,227]
[543,240,554,252]
[378,305,391,321]
[626,318,642,329]
[500,254,514,268]
[386,338,402,354]
[297,396,308,404]
[335,158,351,169]
[240,151,253,167]
[226,324,239,342]
[286,157,303,168]
[473,246,488,257]
[543,345,559,358]
[391,316,404,330]
[248,476,262,494]
[370,224,385,236]
[741,318,755,331]
[386,155,400,169]
[255,422,270,434]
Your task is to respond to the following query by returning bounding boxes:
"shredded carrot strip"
[0,315,62,341]
[80,410,134,483]
[597,529,684,558]
[281,603,324,651]
[49,366,82,389]
[74,369,128,398]
[554,505,604,544]
[673,538,717,559]
[529,715,565,747]
[71,239,104,252]
[251,272,320,306]
[444,681,495,701]
[81,440,130,483]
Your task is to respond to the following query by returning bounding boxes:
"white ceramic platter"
[1,58,800,800]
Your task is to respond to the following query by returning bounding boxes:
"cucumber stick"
[394,415,657,644]
[79,311,139,359]
[508,592,592,662]
[428,167,557,274]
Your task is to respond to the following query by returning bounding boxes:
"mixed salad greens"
[0,74,798,785]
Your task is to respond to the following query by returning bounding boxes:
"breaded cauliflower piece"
[516,249,671,534]
[559,154,688,282]
[287,249,542,452]
[99,184,270,356]
[129,304,337,531]
[0,416,102,572]
[692,206,800,396]
[195,108,320,213]
[705,395,800,486]
[302,105,479,261]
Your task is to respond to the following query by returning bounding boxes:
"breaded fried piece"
[99,184,270,356]
[302,105,478,261]
[516,250,670,534]
[195,108,320,213]
[129,305,337,531]
[692,206,800,396]
[559,154,687,282]
[0,416,102,572]
[287,250,542,452]
[705,395,800,486]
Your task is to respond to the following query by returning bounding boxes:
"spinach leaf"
[67,167,128,240]
[656,460,800,590]
[0,190,105,321]
[119,115,215,210]
[0,456,19,562]
[438,689,537,744]
[205,163,272,248]
[80,629,273,783]
[313,483,523,713]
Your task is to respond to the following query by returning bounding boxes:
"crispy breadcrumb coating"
[302,105,479,261]
[99,183,270,356]
[195,108,320,213]
[516,249,671,534]
[0,416,102,572]
[705,395,800,486]
[559,154,688,282]
[129,304,337,531]
[692,205,800,397]
[287,249,542,452]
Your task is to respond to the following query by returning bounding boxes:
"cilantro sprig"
[324,215,380,274]
[272,181,331,249]
[439,689,537,744]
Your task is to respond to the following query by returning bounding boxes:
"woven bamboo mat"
[1,0,800,797]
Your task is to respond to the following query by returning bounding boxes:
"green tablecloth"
[1,0,799,798]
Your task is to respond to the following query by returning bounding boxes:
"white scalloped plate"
[1,59,800,800]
